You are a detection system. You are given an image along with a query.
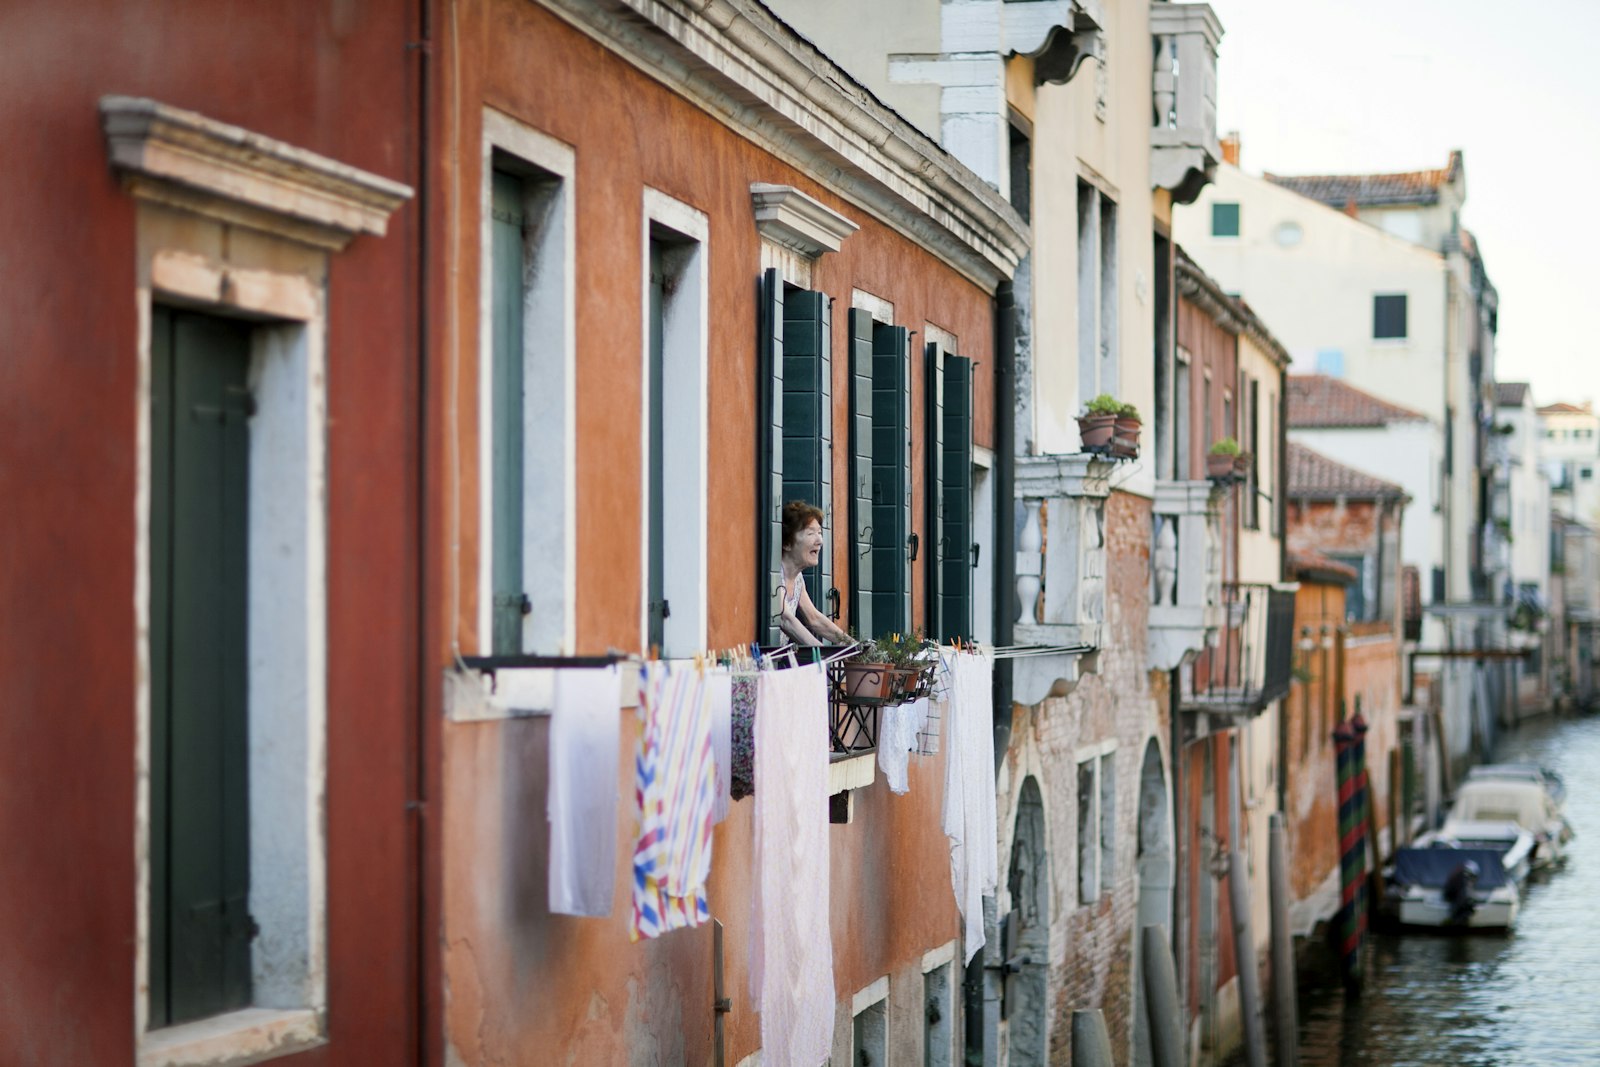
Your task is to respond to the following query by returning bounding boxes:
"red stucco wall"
[0,4,423,1063]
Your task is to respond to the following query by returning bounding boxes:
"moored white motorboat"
[1383,846,1519,930]
[1448,765,1573,868]
[1415,819,1537,884]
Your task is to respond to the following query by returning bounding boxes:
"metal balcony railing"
[1180,582,1295,716]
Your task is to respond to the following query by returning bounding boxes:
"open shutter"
[941,355,975,640]
[151,308,254,1026]
[490,170,526,654]
[871,322,911,635]
[756,268,785,643]
[782,289,832,613]
[848,309,876,639]
[925,341,945,639]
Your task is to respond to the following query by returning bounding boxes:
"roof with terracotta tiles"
[1265,151,1463,208]
[1539,401,1591,415]
[1288,441,1408,501]
[1287,375,1430,428]
[1495,382,1530,407]
[1288,549,1360,584]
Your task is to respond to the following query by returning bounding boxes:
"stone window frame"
[476,108,579,666]
[101,96,409,1067]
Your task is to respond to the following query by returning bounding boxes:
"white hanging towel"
[547,665,623,917]
[708,669,734,824]
[750,664,835,1067]
[941,649,996,965]
[877,697,927,795]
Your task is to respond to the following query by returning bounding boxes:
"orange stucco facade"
[432,4,1007,1063]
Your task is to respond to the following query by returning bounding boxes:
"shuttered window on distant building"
[1374,293,1408,340]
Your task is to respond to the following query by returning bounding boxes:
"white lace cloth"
[750,664,835,1067]
[941,649,996,964]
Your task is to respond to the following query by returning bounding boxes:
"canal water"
[1296,714,1600,1067]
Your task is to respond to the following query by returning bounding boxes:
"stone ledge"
[102,96,412,250]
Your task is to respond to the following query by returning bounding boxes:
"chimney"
[1220,130,1241,167]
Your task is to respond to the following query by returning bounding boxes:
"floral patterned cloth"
[729,673,758,800]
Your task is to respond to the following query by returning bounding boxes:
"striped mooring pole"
[1333,713,1369,993]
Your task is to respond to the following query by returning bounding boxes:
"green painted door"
[870,323,911,636]
[782,288,831,612]
[149,306,253,1027]
[490,169,527,654]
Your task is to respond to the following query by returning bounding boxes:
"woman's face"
[788,519,823,568]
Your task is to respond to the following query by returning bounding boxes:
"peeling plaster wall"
[995,492,1164,1066]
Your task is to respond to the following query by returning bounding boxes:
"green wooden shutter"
[150,307,253,1027]
[871,322,911,636]
[848,309,876,639]
[925,341,945,639]
[646,242,668,650]
[941,355,975,641]
[490,170,526,654]
[782,289,832,612]
[756,268,785,643]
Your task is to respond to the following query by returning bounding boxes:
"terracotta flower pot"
[1112,416,1141,459]
[1206,453,1236,480]
[842,661,893,700]
[1078,413,1117,452]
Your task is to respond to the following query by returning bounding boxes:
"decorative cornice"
[1015,453,1113,500]
[1154,478,1220,515]
[534,0,1028,292]
[750,183,859,258]
[1175,251,1291,368]
[100,96,412,251]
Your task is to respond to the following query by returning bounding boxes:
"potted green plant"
[842,631,937,703]
[1112,402,1141,459]
[1207,437,1241,481]
[1077,393,1121,453]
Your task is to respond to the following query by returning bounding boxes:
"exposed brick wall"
[996,491,1166,1067]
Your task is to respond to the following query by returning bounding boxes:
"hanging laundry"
[708,669,733,824]
[547,665,623,917]
[877,697,928,796]
[728,672,758,800]
[630,662,716,941]
[749,664,834,1067]
[942,649,996,965]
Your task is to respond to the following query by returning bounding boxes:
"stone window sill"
[139,1007,324,1067]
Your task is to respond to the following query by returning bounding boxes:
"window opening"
[1211,202,1240,238]
[148,306,254,1027]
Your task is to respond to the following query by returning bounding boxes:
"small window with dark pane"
[1373,293,1408,340]
[1212,202,1240,238]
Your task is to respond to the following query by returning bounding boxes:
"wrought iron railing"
[1181,582,1295,715]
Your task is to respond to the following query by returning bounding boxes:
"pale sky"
[1199,0,1600,409]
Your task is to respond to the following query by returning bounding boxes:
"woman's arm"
[796,581,850,643]
[777,586,823,647]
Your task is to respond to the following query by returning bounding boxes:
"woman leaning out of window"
[777,501,849,647]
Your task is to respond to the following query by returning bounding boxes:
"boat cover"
[1391,847,1510,890]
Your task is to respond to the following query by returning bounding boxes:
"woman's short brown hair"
[781,500,825,550]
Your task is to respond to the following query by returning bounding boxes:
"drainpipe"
[967,279,1015,1066]
[411,2,436,1063]
[992,278,1016,769]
